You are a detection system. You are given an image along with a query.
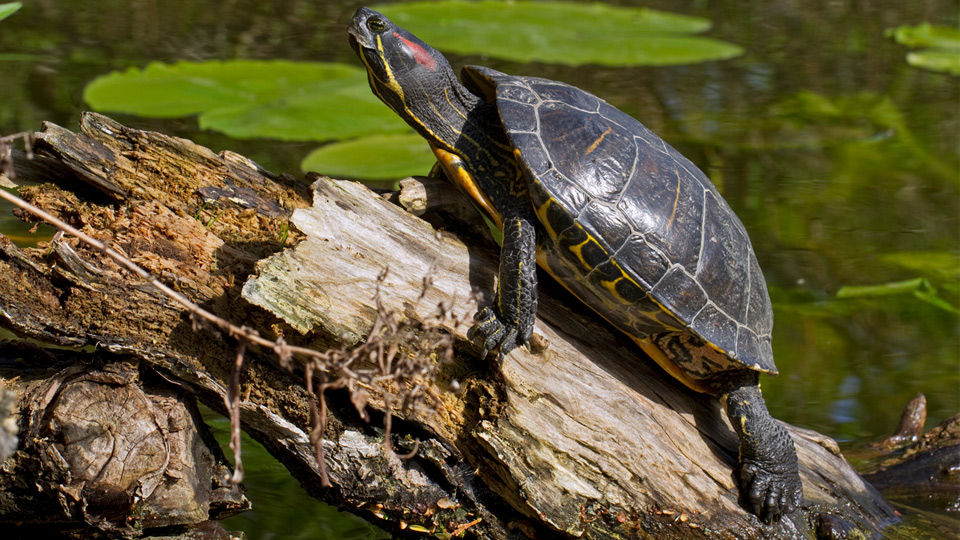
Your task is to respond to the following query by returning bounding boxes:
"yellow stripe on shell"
[534,244,713,394]
[585,126,613,156]
[568,238,594,269]
[534,198,558,242]
[600,277,627,304]
[633,336,714,394]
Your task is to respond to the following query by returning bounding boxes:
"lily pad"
[84,60,408,141]
[301,133,435,181]
[374,0,742,66]
[82,2,745,180]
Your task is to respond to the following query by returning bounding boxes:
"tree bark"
[0,113,899,539]
[0,343,249,537]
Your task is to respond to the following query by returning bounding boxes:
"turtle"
[348,7,802,522]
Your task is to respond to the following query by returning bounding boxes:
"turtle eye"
[366,16,387,33]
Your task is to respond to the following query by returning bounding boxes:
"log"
[860,395,960,515]
[0,113,898,539]
[0,342,249,536]
[0,113,512,538]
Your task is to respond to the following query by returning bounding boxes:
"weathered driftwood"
[244,171,899,537]
[860,395,960,516]
[0,113,515,538]
[0,113,900,539]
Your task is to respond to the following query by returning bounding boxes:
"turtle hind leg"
[720,371,803,523]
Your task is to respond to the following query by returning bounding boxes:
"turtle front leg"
[721,373,803,523]
[470,214,538,359]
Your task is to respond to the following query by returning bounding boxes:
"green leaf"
[913,290,960,315]
[907,49,960,76]
[888,23,960,50]
[837,277,959,315]
[836,278,931,298]
[84,60,409,141]
[301,133,435,180]
[880,251,960,305]
[0,3,22,22]
[374,0,742,66]
[886,23,960,75]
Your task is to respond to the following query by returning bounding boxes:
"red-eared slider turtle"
[349,7,802,522]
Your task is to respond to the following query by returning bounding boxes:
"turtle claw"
[740,459,802,524]
[469,305,522,360]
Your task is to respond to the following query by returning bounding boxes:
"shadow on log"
[0,113,899,539]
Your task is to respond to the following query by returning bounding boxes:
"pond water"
[1,0,957,538]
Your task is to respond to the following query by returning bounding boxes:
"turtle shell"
[463,65,776,378]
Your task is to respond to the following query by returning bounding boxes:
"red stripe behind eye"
[394,32,437,71]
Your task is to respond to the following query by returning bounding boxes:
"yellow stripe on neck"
[431,145,502,228]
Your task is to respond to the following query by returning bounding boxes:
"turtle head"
[349,8,456,124]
